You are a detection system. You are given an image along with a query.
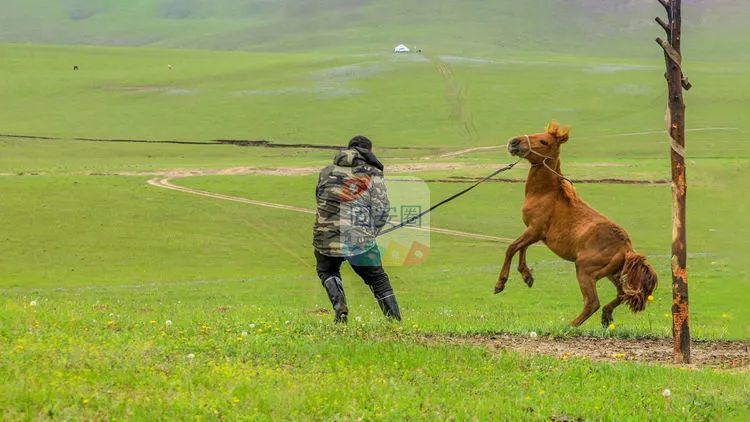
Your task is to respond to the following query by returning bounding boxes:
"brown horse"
[495,121,657,327]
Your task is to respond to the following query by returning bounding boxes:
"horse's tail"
[621,250,658,313]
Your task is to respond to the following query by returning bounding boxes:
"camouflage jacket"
[313,148,390,257]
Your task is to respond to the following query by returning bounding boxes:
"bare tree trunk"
[655,0,691,364]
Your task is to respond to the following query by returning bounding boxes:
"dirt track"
[148,177,516,243]
[421,333,750,371]
[100,162,498,177]
[86,162,666,185]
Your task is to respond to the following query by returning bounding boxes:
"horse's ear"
[557,126,571,143]
[546,120,571,143]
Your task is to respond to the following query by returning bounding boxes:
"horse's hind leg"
[601,275,625,328]
[570,266,600,327]
[517,246,534,288]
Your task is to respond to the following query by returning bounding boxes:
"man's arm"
[369,175,390,234]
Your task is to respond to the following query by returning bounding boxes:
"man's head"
[348,135,372,151]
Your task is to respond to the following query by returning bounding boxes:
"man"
[313,136,401,323]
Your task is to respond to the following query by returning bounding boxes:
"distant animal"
[496,121,658,327]
[73,65,78,71]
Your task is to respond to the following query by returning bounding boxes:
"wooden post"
[655,0,691,364]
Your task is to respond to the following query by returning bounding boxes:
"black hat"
[348,135,372,151]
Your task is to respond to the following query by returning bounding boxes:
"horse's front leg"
[495,228,540,294]
[517,246,534,288]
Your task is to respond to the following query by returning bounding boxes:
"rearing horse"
[495,121,658,327]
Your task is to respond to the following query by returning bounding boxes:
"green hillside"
[0,0,748,59]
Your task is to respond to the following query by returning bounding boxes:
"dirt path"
[421,333,750,371]
[439,127,741,157]
[148,177,516,243]
[604,127,739,138]
[133,162,493,177]
[440,145,503,157]
[113,166,320,178]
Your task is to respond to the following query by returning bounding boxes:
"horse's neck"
[525,160,563,196]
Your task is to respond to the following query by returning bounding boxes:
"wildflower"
[608,323,616,332]
[355,316,362,322]
[29,300,38,307]
[612,352,625,359]
[241,331,248,337]
[249,323,256,329]
[647,295,654,302]
[662,388,671,398]
[284,320,290,325]
[165,320,173,326]
[149,320,157,325]
[187,353,195,360]
[529,331,538,338]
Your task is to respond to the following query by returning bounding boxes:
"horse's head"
[507,121,571,164]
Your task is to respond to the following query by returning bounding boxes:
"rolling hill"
[0,0,748,60]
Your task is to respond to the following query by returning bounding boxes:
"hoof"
[523,274,534,288]
[601,314,613,329]
[494,275,508,294]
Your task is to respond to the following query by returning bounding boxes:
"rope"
[664,107,686,158]
[657,38,682,68]
[378,159,522,236]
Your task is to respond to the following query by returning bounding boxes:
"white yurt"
[393,44,410,53]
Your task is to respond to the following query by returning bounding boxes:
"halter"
[517,134,571,183]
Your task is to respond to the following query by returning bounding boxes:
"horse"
[495,121,658,327]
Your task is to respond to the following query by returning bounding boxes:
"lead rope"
[378,158,522,236]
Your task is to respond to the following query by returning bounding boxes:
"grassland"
[1,41,749,419]
[2,0,750,61]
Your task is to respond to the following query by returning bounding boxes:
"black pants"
[314,248,393,298]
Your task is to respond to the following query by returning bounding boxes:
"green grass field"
[1,29,749,420]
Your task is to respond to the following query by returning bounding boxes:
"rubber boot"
[375,290,402,321]
[322,276,348,323]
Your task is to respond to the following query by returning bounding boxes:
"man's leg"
[348,247,401,321]
[314,250,348,322]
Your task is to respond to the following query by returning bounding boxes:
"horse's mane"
[560,179,578,201]
[545,120,576,201]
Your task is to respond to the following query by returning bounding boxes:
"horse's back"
[539,195,630,263]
